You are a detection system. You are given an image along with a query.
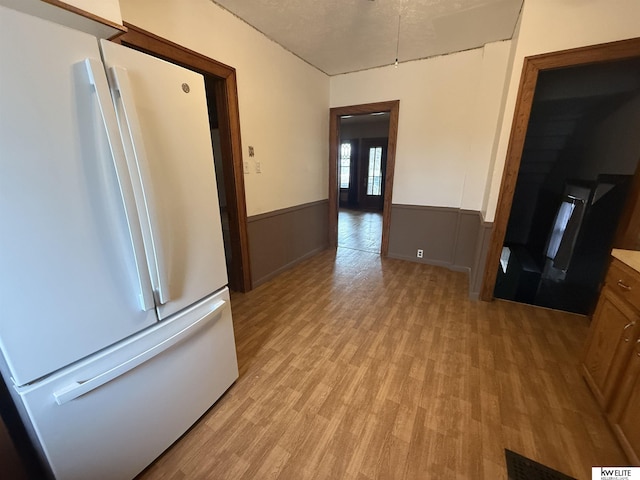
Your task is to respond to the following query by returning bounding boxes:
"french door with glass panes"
[358,138,386,210]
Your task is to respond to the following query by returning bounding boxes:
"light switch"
[255,161,261,173]
[243,161,250,174]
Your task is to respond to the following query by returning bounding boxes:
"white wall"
[330,40,511,211]
[485,0,640,221]
[119,0,330,216]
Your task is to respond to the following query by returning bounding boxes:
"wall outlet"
[255,161,261,173]
[417,249,423,259]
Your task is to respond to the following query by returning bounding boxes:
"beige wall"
[332,0,640,221]
[120,0,640,226]
[330,41,512,212]
[119,0,330,217]
[485,0,640,221]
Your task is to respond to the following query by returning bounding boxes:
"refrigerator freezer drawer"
[12,288,238,480]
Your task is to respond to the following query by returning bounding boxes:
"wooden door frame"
[329,101,400,255]
[480,37,640,301]
[113,23,252,292]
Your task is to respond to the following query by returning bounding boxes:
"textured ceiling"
[211,0,523,75]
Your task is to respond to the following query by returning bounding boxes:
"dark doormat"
[505,449,577,480]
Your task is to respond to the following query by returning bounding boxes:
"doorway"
[338,113,389,252]
[329,101,400,255]
[481,38,640,308]
[493,60,640,314]
[114,24,252,292]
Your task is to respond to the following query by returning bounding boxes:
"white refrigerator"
[0,5,239,479]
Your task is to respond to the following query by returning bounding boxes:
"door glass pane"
[367,147,382,196]
[340,143,351,188]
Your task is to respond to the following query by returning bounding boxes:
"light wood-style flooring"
[137,248,626,479]
[338,209,382,253]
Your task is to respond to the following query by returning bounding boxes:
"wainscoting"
[247,200,329,287]
[387,204,493,298]
[248,201,493,297]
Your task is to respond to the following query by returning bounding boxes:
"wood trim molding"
[114,23,252,292]
[480,37,640,301]
[526,37,640,70]
[329,113,339,248]
[385,103,400,256]
[479,58,537,301]
[329,100,400,256]
[118,23,236,78]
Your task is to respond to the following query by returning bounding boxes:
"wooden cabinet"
[608,343,640,464]
[583,256,640,465]
[583,286,639,407]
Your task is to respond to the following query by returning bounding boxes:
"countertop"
[612,248,640,273]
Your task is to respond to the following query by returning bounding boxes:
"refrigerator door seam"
[84,57,155,312]
[107,65,170,306]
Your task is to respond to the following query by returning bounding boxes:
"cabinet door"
[608,337,640,465]
[583,286,639,408]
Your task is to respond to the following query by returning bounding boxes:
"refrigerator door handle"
[107,65,170,306]
[53,299,227,405]
[84,58,155,312]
